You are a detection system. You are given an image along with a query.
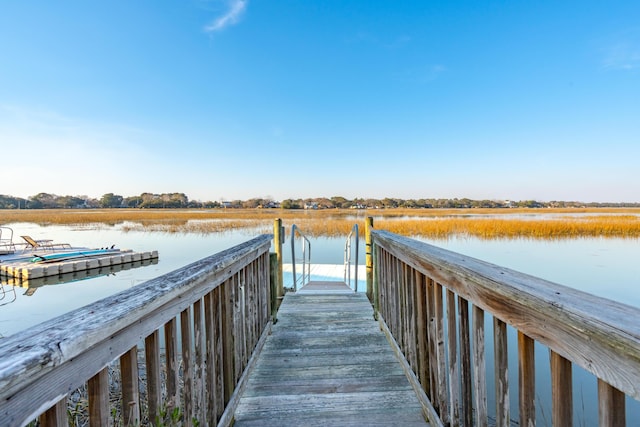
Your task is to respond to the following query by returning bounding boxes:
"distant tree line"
[0,193,639,210]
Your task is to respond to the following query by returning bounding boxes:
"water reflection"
[0,222,638,424]
[1,258,159,297]
[1,223,638,338]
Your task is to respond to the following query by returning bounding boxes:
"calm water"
[1,221,638,425]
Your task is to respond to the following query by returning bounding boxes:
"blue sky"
[1,1,639,203]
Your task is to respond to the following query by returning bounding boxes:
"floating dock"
[2,258,159,294]
[0,250,159,280]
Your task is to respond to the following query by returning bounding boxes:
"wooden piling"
[365,216,374,303]
[269,253,279,322]
[273,218,284,299]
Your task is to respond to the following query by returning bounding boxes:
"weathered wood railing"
[370,228,640,427]
[0,234,274,427]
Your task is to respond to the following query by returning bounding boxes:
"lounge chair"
[21,236,71,251]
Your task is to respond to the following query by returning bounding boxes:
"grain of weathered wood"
[371,230,640,400]
[233,291,430,426]
[407,264,418,372]
[39,399,67,427]
[426,277,438,411]
[0,235,273,426]
[598,379,626,427]
[0,235,272,426]
[415,271,430,394]
[88,367,109,426]
[551,350,572,427]
[222,278,235,405]
[144,330,161,424]
[473,305,488,427]
[181,307,194,426]
[194,298,206,425]
[204,290,216,425]
[458,296,472,427]
[518,332,535,427]
[446,289,460,426]
[120,346,140,426]
[433,282,449,424]
[493,318,509,427]
[366,216,374,301]
[165,317,180,411]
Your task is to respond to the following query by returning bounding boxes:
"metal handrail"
[343,224,359,291]
[0,227,16,255]
[290,224,311,291]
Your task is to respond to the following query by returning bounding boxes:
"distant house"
[221,201,233,208]
[304,202,318,210]
[258,201,280,209]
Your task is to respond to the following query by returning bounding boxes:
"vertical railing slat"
[165,317,180,412]
[494,318,509,427]
[39,398,68,427]
[400,262,408,359]
[447,289,460,426]
[222,278,235,405]
[518,332,535,427]
[215,285,225,419]
[181,306,194,427]
[233,272,244,383]
[205,290,217,424]
[598,379,626,427]
[433,281,449,424]
[550,350,573,427]
[145,330,162,425]
[458,296,472,427]
[120,346,140,426]
[194,298,205,423]
[426,277,438,412]
[88,367,109,426]
[415,270,430,394]
[407,265,418,371]
[473,305,488,427]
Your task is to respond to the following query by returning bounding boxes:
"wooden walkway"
[233,282,430,426]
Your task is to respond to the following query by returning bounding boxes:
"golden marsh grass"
[1,208,639,240]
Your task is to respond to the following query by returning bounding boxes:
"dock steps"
[233,289,430,426]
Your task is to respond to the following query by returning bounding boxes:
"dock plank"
[233,290,430,426]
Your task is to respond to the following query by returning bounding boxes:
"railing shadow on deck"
[370,228,640,427]
[0,234,274,427]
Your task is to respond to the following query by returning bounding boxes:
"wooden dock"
[232,282,430,426]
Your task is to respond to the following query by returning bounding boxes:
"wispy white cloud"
[204,0,247,33]
[600,28,640,70]
[394,64,447,84]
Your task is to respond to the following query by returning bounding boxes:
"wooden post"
[274,218,284,299]
[365,216,374,303]
[270,252,279,322]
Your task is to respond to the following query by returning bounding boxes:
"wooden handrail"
[371,228,640,426]
[0,234,273,427]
